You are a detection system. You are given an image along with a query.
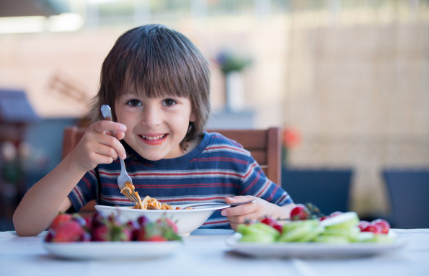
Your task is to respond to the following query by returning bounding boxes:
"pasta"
[120,182,144,209]
[119,182,190,210]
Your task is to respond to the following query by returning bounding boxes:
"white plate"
[226,233,406,258]
[43,241,182,260]
[95,205,222,236]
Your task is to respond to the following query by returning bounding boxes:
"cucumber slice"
[320,212,359,230]
[321,226,360,242]
[278,221,316,242]
[282,219,319,232]
[295,225,324,242]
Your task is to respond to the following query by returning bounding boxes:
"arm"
[222,196,296,231]
[13,120,127,236]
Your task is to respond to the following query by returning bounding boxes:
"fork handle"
[101,105,117,138]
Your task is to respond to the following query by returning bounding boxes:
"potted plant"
[215,50,252,112]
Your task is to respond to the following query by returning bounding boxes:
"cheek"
[168,108,191,122]
[115,113,134,132]
[172,113,192,132]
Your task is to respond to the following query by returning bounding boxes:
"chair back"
[281,168,353,215]
[62,126,282,184]
[383,168,429,228]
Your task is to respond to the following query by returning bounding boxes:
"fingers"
[92,120,127,138]
[82,121,127,160]
[223,195,257,216]
[226,212,259,225]
[222,196,276,226]
[224,195,256,204]
[221,201,257,217]
[90,137,124,160]
[221,199,261,225]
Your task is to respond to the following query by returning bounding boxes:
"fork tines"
[122,190,140,206]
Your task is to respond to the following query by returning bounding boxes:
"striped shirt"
[68,131,293,229]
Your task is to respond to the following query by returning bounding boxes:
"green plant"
[215,50,252,75]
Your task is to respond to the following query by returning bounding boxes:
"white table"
[1,229,428,276]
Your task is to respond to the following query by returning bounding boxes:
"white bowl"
[94,205,221,236]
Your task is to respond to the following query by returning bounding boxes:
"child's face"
[115,90,195,160]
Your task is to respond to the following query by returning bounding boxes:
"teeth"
[141,134,166,140]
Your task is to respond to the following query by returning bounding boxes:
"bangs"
[120,27,201,99]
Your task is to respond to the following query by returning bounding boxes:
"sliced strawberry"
[260,217,282,233]
[358,220,371,231]
[371,219,390,234]
[49,213,72,231]
[362,224,382,234]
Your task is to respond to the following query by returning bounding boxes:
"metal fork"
[181,200,255,209]
[101,105,140,205]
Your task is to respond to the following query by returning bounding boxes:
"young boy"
[13,24,294,236]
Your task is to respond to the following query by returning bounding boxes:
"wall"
[0,5,428,218]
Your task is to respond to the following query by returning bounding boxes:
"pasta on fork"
[119,182,184,210]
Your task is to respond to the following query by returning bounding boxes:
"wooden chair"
[62,126,282,212]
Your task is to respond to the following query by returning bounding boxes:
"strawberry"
[157,218,178,234]
[71,213,87,228]
[139,218,180,241]
[126,220,140,241]
[155,217,181,241]
[90,212,107,230]
[362,224,382,234]
[44,230,55,242]
[91,225,111,241]
[358,220,371,231]
[51,221,85,243]
[136,226,147,241]
[260,217,282,233]
[137,216,149,228]
[290,204,310,221]
[319,216,327,221]
[49,213,72,231]
[138,221,159,241]
[371,219,390,234]
[146,235,167,242]
[91,214,132,242]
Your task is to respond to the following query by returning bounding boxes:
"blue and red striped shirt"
[68,131,293,229]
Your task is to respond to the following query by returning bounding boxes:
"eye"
[126,99,141,107]
[163,98,177,107]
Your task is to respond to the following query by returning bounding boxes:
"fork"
[101,105,141,206]
[181,200,255,209]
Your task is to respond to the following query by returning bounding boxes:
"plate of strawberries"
[43,212,182,260]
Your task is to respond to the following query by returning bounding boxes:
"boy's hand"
[221,196,292,231]
[68,120,127,172]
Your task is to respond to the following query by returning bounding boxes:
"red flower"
[282,127,301,149]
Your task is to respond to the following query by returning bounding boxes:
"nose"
[141,105,162,127]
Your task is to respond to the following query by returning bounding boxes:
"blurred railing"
[79,0,427,27]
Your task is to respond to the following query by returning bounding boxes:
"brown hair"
[90,24,211,150]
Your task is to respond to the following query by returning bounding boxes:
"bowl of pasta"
[95,196,225,236]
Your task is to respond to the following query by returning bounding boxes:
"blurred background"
[1,0,428,231]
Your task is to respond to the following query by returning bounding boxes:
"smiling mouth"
[140,134,167,141]
[139,134,168,145]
